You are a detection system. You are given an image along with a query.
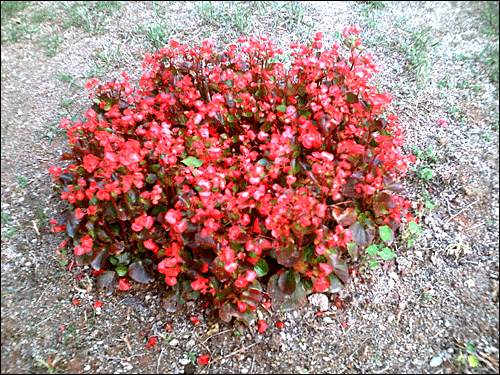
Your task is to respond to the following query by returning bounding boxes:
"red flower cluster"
[49,27,415,325]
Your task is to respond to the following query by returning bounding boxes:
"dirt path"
[1,1,498,374]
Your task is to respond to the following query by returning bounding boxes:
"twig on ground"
[477,352,499,371]
[250,354,255,373]
[209,343,258,365]
[33,286,49,305]
[465,222,485,231]
[199,329,232,346]
[157,347,163,374]
[445,199,479,224]
[123,335,132,353]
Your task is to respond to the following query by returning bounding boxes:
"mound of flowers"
[49,25,415,325]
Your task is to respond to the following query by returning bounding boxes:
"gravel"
[1,1,498,374]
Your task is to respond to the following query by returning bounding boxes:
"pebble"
[84,364,91,371]
[308,293,329,311]
[179,358,190,366]
[430,356,443,367]
[169,338,179,346]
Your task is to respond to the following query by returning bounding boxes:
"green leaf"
[379,225,393,242]
[466,343,476,353]
[145,173,159,184]
[408,221,420,233]
[115,265,128,277]
[181,156,204,168]
[366,244,378,256]
[254,258,268,277]
[379,247,395,260]
[368,259,378,268]
[128,260,154,283]
[278,270,297,295]
[276,105,287,113]
[468,355,479,368]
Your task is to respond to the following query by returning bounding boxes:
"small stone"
[241,368,248,374]
[84,364,91,371]
[388,272,398,280]
[388,278,395,288]
[430,356,443,367]
[25,262,32,267]
[179,358,190,366]
[169,338,179,347]
[308,293,329,311]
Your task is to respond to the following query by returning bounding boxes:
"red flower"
[48,166,62,177]
[74,245,85,256]
[318,262,333,276]
[119,279,130,291]
[146,337,157,348]
[75,208,85,220]
[94,301,103,308]
[237,300,247,312]
[82,154,100,173]
[312,274,330,292]
[143,238,159,252]
[198,354,210,365]
[72,299,80,306]
[190,316,200,326]
[191,276,209,292]
[276,321,285,329]
[257,320,268,333]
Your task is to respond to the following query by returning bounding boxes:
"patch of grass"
[54,73,80,91]
[194,1,255,36]
[38,32,61,57]
[1,211,12,226]
[94,44,122,68]
[1,1,30,25]
[60,1,121,33]
[136,17,177,51]
[399,27,440,89]
[193,1,313,42]
[481,1,499,36]
[359,1,384,29]
[479,43,499,83]
[3,227,17,238]
[15,175,29,188]
[31,6,55,24]
[438,74,452,89]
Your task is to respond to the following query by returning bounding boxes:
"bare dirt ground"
[1,1,498,374]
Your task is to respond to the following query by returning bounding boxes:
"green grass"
[1,1,30,25]
[15,175,29,188]
[400,27,440,88]
[94,44,122,68]
[192,1,313,42]
[60,1,121,33]
[38,32,61,57]
[136,17,177,51]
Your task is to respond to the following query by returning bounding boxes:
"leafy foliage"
[49,25,416,325]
